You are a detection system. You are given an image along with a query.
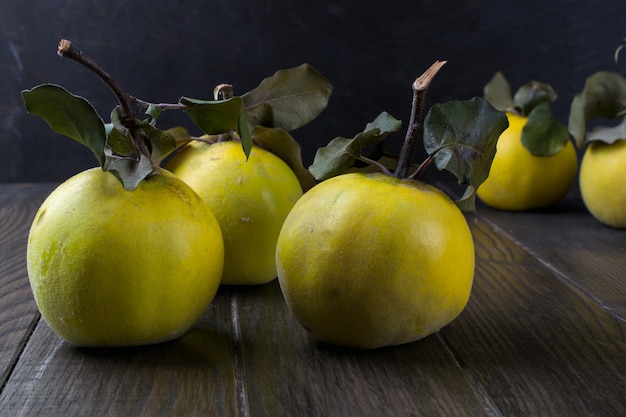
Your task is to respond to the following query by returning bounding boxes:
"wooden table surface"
[0,182,624,417]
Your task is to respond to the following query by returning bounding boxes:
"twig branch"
[57,39,135,126]
[130,96,186,111]
[394,60,447,179]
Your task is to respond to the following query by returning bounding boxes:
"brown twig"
[130,96,186,111]
[214,83,234,100]
[394,60,447,179]
[57,39,156,161]
[57,39,135,127]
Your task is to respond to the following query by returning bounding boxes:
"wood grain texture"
[233,283,493,417]
[0,293,239,417]
[0,184,55,388]
[475,198,626,321]
[443,213,626,416]
[0,184,624,416]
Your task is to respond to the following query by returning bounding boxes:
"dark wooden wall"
[1,0,625,182]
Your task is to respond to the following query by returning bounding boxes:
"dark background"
[1,0,625,183]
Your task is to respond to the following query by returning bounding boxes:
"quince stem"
[214,84,235,100]
[58,39,135,129]
[394,60,446,179]
[57,39,149,159]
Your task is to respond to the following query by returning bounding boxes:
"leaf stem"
[130,96,186,111]
[408,154,434,180]
[393,60,446,179]
[407,142,465,181]
[346,150,393,176]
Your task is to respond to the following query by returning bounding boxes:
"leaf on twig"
[104,149,153,191]
[484,71,558,117]
[522,102,570,156]
[423,97,509,211]
[485,72,567,157]
[251,126,316,191]
[140,124,190,166]
[104,108,190,189]
[21,84,106,166]
[483,72,514,112]
[242,63,333,131]
[309,112,402,180]
[179,96,243,134]
[513,80,557,116]
[567,71,626,148]
[180,95,251,158]
[145,104,163,123]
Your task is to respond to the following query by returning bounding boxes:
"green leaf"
[521,102,570,156]
[587,117,626,144]
[513,80,558,116]
[165,126,193,148]
[568,94,587,148]
[103,121,154,191]
[146,104,163,122]
[139,123,187,166]
[423,97,509,211]
[456,185,480,212]
[109,105,130,137]
[567,71,626,147]
[363,111,404,134]
[238,111,253,159]
[483,72,514,112]
[104,123,136,157]
[180,96,243,135]
[21,84,106,166]
[104,107,189,185]
[309,137,353,181]
[104,149,154,191]
[103,106,183,190]
[309,112,402,180]
[251,126,316,191]
[241,63,333,131]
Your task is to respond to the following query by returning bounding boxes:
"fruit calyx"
[483,71,570,157]
[309,61,508,211]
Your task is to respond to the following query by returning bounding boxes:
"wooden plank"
[2,183,624,417]
[475,197,626,320]
[441,214,626,416]
[231,203,626,416]
[231,282,494,417]
[0,291,240,417]
[0,184,55,388]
